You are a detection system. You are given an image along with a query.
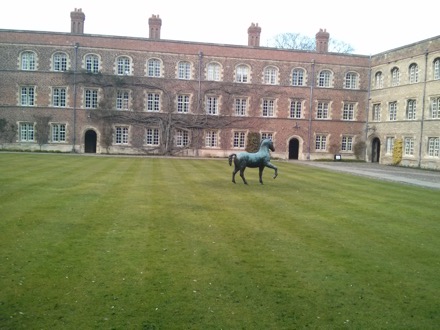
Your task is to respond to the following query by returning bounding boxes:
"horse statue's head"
[261,138,275,152]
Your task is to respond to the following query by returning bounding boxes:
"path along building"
[0,9,439,169]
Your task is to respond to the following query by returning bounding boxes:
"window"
[176,129,189,147]
[85,54,99,73]
[318,70,332,87]
[205,130,218,147]
[117,56,131,75]
[52,87,66,107]
[146,128,160,145]
[292,68,304,86]
[262,99,275,117]
[375,72,383,89]
[264,66,278,85]
[177,95,190,113]
[428,137,439,157]
[434,58,440,80]
[20,123,34,142]
[430,97,440,118]
[261,132,273,140]
[51,124,66,142]
[21,86,35,106]
[236,65,249,83]
[233,131,246,148]
[85,89,98,109]
[206,96,219,115]
[115,127,129,144]
[391,67,400,86]
[234,98,247,116]
[409,64,418,83]
[290,100,302,119]
[406,100,416,120]
[317,102,329,119]
[388,102,397,121]
[21,51,36,70]
[341,136,353,151]
[53,52,67,72]
[372,104,381,121]
[207,63,221,81]
[116,91,130,111]
[386,137,395,154]
[404,137,414,156]
[344,72,358,89]
[315,135,327,151]
[342,103,355,120]
[147,58,161,77]
[147,93,160,112]
[178,61,191,80]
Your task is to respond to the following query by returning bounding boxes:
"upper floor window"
[175,129,189,147]
[51,124,66,143]
[234,98,247,116]
[178,61,191,80]
[235,65,250,83]
[434,58,440,80]
[289,100,302,119]
[115,126,129,144]
[292,68,305,86]
[428,137,440,157]
[177,94,190,113]
[262,99,275,117]
[391,67,400,86]
[52,87,66,107]
[21,51,36,71]
[207,62,221,81]
[372,103,381,121]
[317,102,329,119]
[409,64,419,83]
[117,56,131,75]
[233,131,246,148]
[206,96,219,115]
[85,54,99,73]
[19,122,34,142]
[21,86,35,106]
[374,72,383,89]
[147,58,162,77]
[147,92,160,112]
[315,135,327,151]
[85,89,98,109]
[388,102,397,121]
[342,103,355,120]
[431,97,440,118]
[52,52,68,72]
[341,136,353,151]
[263,66,278,85]
[344,72,358,89]
[116,90,130,111]
[406,99,417,120]
[318,70,332,87]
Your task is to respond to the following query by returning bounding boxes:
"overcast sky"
[0,0,437,55]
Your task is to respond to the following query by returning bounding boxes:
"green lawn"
[1,153,439,329]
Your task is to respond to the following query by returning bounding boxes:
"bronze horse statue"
[228,138,278,184]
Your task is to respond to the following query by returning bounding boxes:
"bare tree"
[33,115,52,150]
[0,119,16,148]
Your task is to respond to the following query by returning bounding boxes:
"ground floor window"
[51,124,66,142]
[115,126,128,144]
[233,131,246,148]
[205,130,218,147]
[386,137,395,154]
[341,136,353,151]
[404,137,414,156]
[176,129,189,147]
[428,137,439,157]
[20,122,34,142]
[146,128,160,145]
[315,135,327,151]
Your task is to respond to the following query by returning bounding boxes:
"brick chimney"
[315,28,330,53]
[70,8,85,34]
[149,14,162,40]
[248,23,261,47]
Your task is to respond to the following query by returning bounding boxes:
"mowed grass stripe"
[1,154,439,329]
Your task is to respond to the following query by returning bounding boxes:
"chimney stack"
[248,23,261,47]
[149,14,162,40]
[70,8,85,34]
[315,28,330,53]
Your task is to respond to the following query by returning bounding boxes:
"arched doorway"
[84,130,97,153]
[289,138,299,160]
[371,137,380,163]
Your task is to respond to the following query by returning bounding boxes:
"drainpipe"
[196,51,203,157]
[72,43,79,152]
[307,60,315,160]
[365,55,372,160]
[418,49,429,168]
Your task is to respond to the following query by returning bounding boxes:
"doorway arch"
[371,137,380,163]
[84,130,97,153]
[289,138,299,160]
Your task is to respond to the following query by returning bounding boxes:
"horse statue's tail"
[228,154,236,166]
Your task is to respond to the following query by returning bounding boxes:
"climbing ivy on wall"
[246,132,261,153]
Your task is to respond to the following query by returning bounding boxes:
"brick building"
[0,8,439,168]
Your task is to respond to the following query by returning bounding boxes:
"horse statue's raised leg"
[266,162,278,179]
